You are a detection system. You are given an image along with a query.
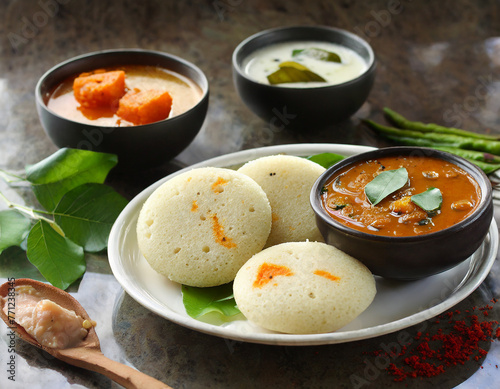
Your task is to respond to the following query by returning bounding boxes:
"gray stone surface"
[1,0,500,387]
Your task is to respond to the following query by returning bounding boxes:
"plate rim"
[108,143,499,346]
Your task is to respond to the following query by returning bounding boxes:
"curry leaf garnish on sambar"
[292,48,342,63]
[267,61,326,85]
[365,167,409,206]
[411,187,443,212]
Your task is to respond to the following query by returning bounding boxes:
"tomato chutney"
[320,155,481,237]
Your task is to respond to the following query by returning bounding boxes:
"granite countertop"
[1,0,500,388]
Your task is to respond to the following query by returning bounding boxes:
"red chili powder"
[366,300,499,381]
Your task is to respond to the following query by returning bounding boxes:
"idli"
[233,241,376,334]
[137,167,272,287]
[238,155,325,247]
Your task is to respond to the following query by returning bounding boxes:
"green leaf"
[365,167,409,206]
[54,183,128,252]
[278,61,309,71]
[292,47,342,63]
[182,283,241,321]
[267,62,326,85]
[307,153,345,168]
[411,187,443,212]
[26,220,85,290]
[0,210,31,254]
[0,246,45,281]
[25,148,118,211]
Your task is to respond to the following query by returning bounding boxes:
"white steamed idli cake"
[233,241,376,334]
[136,167,272,287]
[237,155,325,247]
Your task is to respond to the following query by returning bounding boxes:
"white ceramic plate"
[108,143,499,346]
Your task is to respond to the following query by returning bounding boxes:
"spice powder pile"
[365,299,499,381]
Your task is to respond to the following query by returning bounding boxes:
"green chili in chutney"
[321,155,481,237]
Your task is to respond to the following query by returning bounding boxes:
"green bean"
[363,119,500,155]
[456,156,500,174]
[383,107,499,140]
[382,134,448,148]
[376,134,500,174]
[474,161,500,174]
[429,147,500,174]
[363,119,500,173]
[430,146,500,164]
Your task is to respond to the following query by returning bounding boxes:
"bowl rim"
[35,48,210,129]
[232,24,376,90]
[310,146,493,243]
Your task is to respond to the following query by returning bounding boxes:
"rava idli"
[238,155,325,247]
[137,167,272,287]
[233,241,376,334]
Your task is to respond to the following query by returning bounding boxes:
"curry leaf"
[26,220,85,290]
[26,148,118,211]
[365,167,409,206]
[411,187,443,212]
[292,47,342,63]
[278,61,310,71]
[267,62,326,84]
[182,283,241,320]
[0,210,31,254]
[307,153,345,169]
[53,183,128,252]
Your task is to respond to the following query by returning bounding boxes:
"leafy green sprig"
[0,148,128,290]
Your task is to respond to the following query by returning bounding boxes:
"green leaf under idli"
[182,283,241,321]
[307,153,345,169]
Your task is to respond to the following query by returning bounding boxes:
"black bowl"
[36,49,209,167]
[310,146,494,280]
[232,25,376,130]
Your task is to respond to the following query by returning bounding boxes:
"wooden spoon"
[0,278,172,389]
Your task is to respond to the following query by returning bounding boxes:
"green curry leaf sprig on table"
[0,148,128,290]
